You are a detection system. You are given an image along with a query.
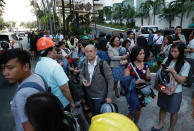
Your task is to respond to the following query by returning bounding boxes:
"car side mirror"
[19,38,23,41]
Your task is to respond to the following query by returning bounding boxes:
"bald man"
[79,44,114,116]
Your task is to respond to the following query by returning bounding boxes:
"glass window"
[0,35,9,42]
[141,27,158,34]
[11,34,19,41]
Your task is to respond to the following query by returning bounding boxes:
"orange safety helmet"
[36,37,55,51]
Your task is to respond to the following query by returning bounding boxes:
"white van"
[140,25,159,39]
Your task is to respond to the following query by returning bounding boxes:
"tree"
[0,0,5,8]
[0,17,7,30]
[114,4,125,25]
[52,0,57,33]
[103,7,112,20]
[123,5,136,27]
[30,0,42,29]
[173,0,194,26]
[136,2,150,26]
[160,1,176,28]
[143,0,165,25]
[61,0,66,35]
[20,22,26,28]
[0,0,5,17]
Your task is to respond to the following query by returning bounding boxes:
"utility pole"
[46,0,53,34]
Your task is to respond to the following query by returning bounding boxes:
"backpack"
[99,60,108,98]
[100,103,118,114]
[17,74,50,92]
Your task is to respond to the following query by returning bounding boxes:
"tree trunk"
[61,0,66,35]
[169,19,172,28]
[46,0,53,34]
[153,14,155,25]
[141,17,143,26]
[180,12,183,27]
[41,0,47,17]
[52,0,56,33]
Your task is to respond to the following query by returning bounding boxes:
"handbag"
[155,68,177,95]
[120,59,128,65]
[119,47,128,66]
[130,63,153,96]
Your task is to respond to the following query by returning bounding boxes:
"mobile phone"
[162,64,167,69]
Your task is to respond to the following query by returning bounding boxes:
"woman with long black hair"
[136,36,150,62]
[123,46,152,128]
[152,43,190,131]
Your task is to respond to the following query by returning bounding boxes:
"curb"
[90,24,126,32]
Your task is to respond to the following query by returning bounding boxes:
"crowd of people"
[0,26,194,131]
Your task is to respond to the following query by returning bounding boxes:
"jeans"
[87,98,105,116]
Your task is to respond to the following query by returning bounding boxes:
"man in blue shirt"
[35,37,75,110]
[148,29,154,55]
[0,49,47,131]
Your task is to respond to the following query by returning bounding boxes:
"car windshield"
[11,34,19,40]
[141,27,158,34]
[0,35,9,42]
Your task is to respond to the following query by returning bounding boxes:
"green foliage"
[103,7,112,20]
[150,64,160,73]
[19,21,37,29]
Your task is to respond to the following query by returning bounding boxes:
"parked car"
[0,32,23,50]
[0,41,11,55]
[16,31,26,37]
[140,25,159,39]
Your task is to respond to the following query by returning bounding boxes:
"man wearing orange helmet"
[35,37,75,111]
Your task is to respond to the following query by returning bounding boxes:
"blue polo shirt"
[35,57,70,108]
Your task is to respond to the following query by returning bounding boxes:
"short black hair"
[40,47,54,57]
[166,35,173,44]
[156,30,161,33]
[119,33,124,38]
[175,26,182,30]
[130,46,144,62]
[127,30,133,36]
[122,39,131,47]
[82,39,94,48]
[99,32,106,37]
[0,48,31,69]
[56,41,64,48]
[110,36,120,47]
[55,47,61,53]
[96,39,107,51]
[106,34,112,41]
[149,29,153,32]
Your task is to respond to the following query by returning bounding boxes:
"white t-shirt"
[61,49,67,57]
[55,34,64,41]
[127,38,135,47]
[186,39,194,59]
[162,58,190,93]
[153,34,164,45]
